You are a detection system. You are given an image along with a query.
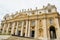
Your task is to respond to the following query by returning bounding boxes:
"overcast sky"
[0,0,60,22]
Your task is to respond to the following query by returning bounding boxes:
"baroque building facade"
[0,4,60,40]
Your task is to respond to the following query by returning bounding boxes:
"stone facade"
[0,4,60,40]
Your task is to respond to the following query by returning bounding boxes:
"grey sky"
[0,0,60,22]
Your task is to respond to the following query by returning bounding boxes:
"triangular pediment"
[14,13,28,19]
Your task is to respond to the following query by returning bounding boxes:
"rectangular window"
[50,19,53,24]
[18,21,22,26]
[31,21,35,26]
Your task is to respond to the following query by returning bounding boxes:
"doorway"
[31,31,35,37]
[49,26,57,39]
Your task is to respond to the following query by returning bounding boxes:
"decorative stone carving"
[3,14,10,20]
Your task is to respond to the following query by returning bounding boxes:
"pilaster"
[55,18,60,40]
[42,19,47,40]
[35,20,38,38]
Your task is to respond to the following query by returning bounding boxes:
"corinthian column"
[2,23,6,34]
[25,20,28,37]
[6,23,10,34]
[21,21,24,36]
[15,22,18,35]
[28,20,30,37]
[11,22,15,35]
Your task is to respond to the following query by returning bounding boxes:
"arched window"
[49,26,57,39]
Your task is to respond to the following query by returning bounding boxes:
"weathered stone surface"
[6,36,39,40]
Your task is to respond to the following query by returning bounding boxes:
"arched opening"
[18,31,21,36]
[31,31,35,37]
[49,26,57,39]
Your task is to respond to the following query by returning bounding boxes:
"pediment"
[13,13,28,19]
